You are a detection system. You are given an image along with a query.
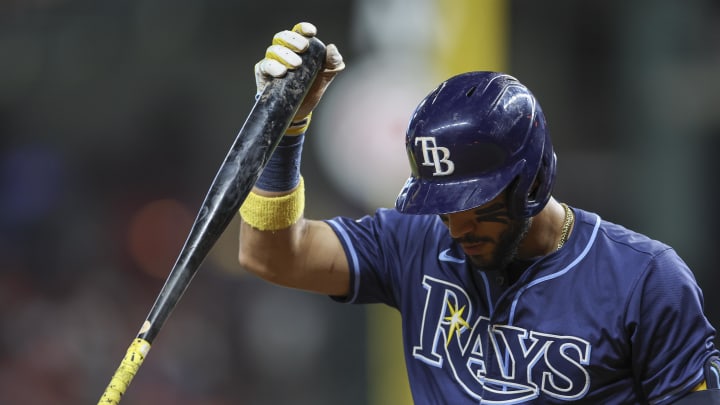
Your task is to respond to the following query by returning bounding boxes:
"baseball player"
[238,22,720,404]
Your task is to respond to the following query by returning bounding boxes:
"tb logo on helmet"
[415,137,455,176]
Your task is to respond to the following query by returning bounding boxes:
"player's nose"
[445,213,475,239]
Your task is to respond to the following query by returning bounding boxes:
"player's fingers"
[324,44,346,73]
[264,44,302,70]
[292,22,317,37]
[256,58,288,78]
[272,30,310,53]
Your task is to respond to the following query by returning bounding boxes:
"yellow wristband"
[239,177,305,231]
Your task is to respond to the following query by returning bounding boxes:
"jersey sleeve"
[325,209,437,308]
[625,248,718,404]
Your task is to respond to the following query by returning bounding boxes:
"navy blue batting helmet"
[395,72,556,218]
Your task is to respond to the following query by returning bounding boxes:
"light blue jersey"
[327,207,718,404]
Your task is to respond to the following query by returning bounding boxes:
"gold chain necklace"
[557,203,574,250]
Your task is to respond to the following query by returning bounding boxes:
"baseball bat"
[97,37,327,405]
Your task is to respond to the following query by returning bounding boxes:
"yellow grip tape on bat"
[97,338,151,405]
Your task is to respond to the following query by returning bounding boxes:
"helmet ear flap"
[506,174,532,219]
[525,150,557,217]
[505,177,523,219]
[506,149,557,219]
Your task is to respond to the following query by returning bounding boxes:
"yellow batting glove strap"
[239,177,305,231]
[286,113,312,136]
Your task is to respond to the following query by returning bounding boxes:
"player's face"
[439,199,530,271]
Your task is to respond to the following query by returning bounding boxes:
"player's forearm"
[238,213,351,296]
[238,180,304,274]
[238,215,304,285]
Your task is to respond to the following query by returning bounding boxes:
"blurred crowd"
[0,1,366,403]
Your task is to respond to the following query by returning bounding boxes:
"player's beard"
[463,217,531,272]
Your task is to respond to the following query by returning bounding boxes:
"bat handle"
[97,339,151,405]
[97,34,327,405]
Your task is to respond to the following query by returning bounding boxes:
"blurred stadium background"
[1,0,718,403]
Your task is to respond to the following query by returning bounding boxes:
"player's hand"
[254,22,345,122]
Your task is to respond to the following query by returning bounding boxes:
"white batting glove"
[254,22,345,124]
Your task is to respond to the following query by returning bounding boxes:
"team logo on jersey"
[412,275,591,403]
[415,137,455,176]
[438,248,465,263]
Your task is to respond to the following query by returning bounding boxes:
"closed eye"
[473,204,509,224]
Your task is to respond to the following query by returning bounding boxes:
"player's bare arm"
[237,22,349,296]
[239,197,350,296]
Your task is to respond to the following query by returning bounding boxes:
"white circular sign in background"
[313,54,434,211]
